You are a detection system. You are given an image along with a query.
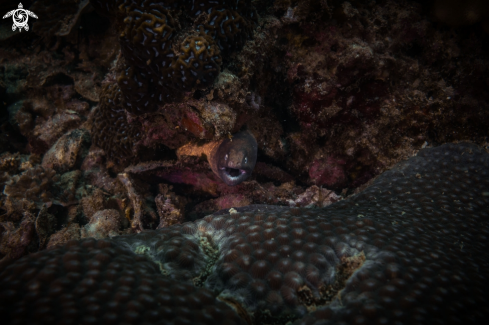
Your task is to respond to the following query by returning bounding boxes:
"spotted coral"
[0,238,245,325]
[1,142,487,324]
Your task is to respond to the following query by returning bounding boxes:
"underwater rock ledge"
[0,142,488,325]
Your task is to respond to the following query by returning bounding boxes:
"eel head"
[215,131,257,186]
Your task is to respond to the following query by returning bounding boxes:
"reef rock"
[41,129,91,173]
[80,209,122,239]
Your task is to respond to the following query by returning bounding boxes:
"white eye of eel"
[244,157,247,164]
[225,154,228,161]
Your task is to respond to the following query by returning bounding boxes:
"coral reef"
[46,223,80,249]
[35,207,57,250]
[0,205,57,264]
[308,156,347,189]
[267,0,489,189]
[3,165,59,210]
[0,216,36,263]
[0,143,488,324]
[192,193,252,216]
[118,172,159,231]
[30,0,91,40]
[155,184,187,229]
[287,185,341,208]
[91,83,142,164]
[90,0,257,114]
[1,3,489,319]
[0,238,245,325]
[14,98,84,155]
[121,157,339,218]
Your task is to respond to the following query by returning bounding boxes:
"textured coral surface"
[91,0,256,114]
[0,238,245,325]
[91,83,142,164]
[1,143,488,324]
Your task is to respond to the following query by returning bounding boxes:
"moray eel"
[177,130,258,186]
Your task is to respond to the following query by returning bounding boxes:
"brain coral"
[90,0,256,115]
[1,143,488,324]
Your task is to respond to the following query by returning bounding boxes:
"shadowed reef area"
[0,1,488,324]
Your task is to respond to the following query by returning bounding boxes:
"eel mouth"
[224,167,246,177]
[219,167,249,185]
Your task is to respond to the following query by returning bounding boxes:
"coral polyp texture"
[91,83,142,164]
[1,143,488,324]
[0,238,245,325]
[90,0,256,114]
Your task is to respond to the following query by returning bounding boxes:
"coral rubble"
[80,209,122,239]
[41,128,91,173]
[3,165,59,209]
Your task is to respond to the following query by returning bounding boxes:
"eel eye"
[244,157,247,164]
[225,154,228,161]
